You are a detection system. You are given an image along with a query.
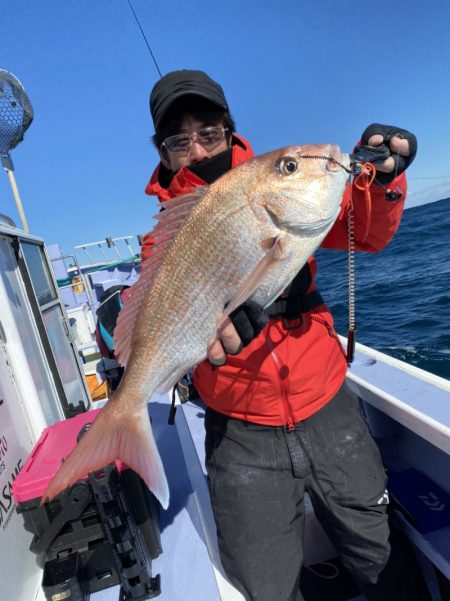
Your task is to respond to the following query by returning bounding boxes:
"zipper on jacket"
[310,315,335,337]
[264,333,295,431]
[310,314,348,362]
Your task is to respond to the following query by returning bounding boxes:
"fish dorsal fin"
[113,188,206,366]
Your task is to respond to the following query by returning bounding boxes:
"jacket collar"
[145,134,254,202]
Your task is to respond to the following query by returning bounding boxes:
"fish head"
[238,143,350,237]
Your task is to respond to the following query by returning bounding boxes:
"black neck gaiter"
[188,148,232,184]
[159,147,232,188]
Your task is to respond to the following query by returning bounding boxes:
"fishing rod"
[127,0,163,78]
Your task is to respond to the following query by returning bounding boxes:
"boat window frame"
[12,236,89,418]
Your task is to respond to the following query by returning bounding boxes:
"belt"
[265,290,324,320]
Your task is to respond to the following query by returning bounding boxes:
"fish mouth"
[266,194,341,237]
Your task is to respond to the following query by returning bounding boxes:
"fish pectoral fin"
[41,404,170,510]
[224,235,287,315]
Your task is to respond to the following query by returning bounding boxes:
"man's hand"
[355,123,417,185]
[207,301,268,366]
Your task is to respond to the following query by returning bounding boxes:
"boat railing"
[50,235,141,309]
[74,235,141,266]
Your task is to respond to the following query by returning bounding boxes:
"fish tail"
[42,403,170,509]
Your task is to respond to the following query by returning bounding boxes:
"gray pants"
[205,383,424,601]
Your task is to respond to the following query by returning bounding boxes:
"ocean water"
[315,197,450,380]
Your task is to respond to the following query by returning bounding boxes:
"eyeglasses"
[161,126,229,153]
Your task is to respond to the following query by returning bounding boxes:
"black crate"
[17,465,162,599]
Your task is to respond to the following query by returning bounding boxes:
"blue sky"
[1,0,449,258]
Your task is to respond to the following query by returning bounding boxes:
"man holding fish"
[143,71,423,601]
[44,69,424,600]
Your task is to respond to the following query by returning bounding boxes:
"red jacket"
[143,135,407,427]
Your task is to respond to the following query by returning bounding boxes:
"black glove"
[229,300,268,349]
[354,123,417,185]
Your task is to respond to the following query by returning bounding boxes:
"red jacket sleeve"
[322,172,407,253]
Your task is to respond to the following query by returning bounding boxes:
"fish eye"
[278,157,298,176]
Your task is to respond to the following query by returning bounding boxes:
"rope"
[353,162,376,243]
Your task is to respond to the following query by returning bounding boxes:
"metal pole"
[125,238,135,256]
[5,167,29,232]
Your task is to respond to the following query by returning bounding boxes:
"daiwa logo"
[419,492,445,512]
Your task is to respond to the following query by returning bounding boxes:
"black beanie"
[150,69,229,130]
